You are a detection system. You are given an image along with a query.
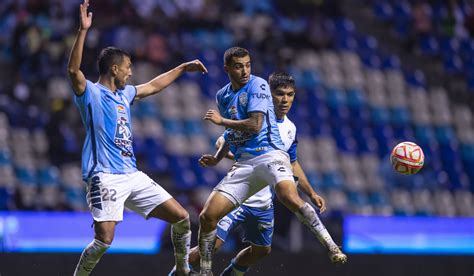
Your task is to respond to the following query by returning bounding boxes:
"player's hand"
[183,59,208,74]
[79,0,93,30]
[311,193,327,213]
[204,109,223,125]
[199,154,219,167]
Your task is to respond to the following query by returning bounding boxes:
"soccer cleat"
[197,270,213,276]
[328,247,347,265]
[168,264,196,276]
[220,265,233,276]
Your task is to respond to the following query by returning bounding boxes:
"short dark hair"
[97,47,130,75]
[223,47,250,65]
[269,72,295,91]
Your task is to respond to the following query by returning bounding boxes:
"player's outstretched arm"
[215,136,235,160]
[293,160,327,213]
[135,60,207,100]
[199,138,231,167]
[204,110,263,134]
[67,0,92,96]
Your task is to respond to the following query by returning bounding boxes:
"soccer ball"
[390,141,424,175]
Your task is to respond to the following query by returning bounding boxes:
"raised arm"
[67,0,92,96]
[204,111,263,134]
[135,60,207,100]
[292,160,327,213]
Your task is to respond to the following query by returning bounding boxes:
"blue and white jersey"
[73,80,138,181]
[218,75,285,161]
[243,116,298,208]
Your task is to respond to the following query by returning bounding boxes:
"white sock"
[73,239,110,276]
[198,229,217,272]
[171,217,191,274]
[295,203,338,251]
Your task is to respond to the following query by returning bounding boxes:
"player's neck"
[98,76,118,93]
[230,80,244,92]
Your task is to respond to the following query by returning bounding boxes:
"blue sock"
[231,258,249,273]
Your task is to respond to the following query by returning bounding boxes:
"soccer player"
[196,47,346,275]
[67,1,207,275]
[175,73,346,276]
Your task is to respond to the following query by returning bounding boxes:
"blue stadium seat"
[405,70,426,88]
[381,54,401,70]
[439,36,460,59]
[419,36,439,56]
[373,1,393,22]
[320,172,345,190]
[37,166,60,187]
[443,55,463,75]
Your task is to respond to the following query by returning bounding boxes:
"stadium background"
[0,0,473,275]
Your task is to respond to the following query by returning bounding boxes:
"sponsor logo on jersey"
[114,117,133,157]
[229,106,238,119]
[117,105,126,114]
[267,159,285,169]
[227,129,253,146]
[249,93,270,100]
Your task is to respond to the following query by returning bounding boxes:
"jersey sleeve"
[73,80,93,108]
[122,85,137,105]
[247,78,271,114]
[216,90,225,116]
[288,133,298,162]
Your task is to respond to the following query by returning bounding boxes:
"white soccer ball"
[390,141,424,175]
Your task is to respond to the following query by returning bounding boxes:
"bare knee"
[252,246,271,258]
[277,192,304,212]
[173,208,189,223]
[199,211,218,229]
[94,221,116,245]
[94,229,114,245]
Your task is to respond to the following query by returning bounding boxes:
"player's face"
[225,55,251,87]
[272,86,295,118]
[113,56,132,90]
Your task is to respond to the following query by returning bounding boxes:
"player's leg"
[221,245,271,276]
[74,174,127,275]
[125,171,191,275]
[148,198,192,275]
[187,239,224,272]
[198,162,257,274]
[261,151,346,264]
[74,221,115,276]
[274,180,346,264]
[198,191,237,274]
[221,205,274,275]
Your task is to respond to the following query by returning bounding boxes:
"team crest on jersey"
[117,105,126,114]
[239,92,248,106]
[114,117,133,157]
[288,130,294,141]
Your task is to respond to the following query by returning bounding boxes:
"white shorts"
[85,171,172,222]
[214,150,294,206]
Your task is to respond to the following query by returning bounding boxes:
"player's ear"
[223,64,229,74]
[111,64,118,76]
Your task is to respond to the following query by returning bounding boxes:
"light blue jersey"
[73,80,138,181]
[218,75,285,161]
